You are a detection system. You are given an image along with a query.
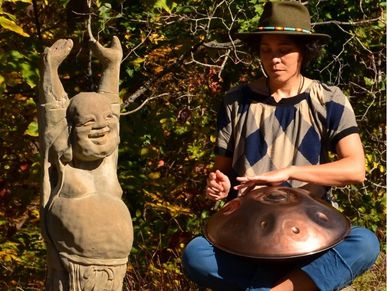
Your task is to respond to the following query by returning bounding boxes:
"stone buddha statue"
[38,37,133,291]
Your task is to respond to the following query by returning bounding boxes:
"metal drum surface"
[204,186,351,259]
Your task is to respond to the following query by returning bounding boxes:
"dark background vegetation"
[0,0,385,290]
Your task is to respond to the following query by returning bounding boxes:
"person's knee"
[341,227,381,275]
[182,238,199,275]
[351,227,380,263]
[182,236,216,283]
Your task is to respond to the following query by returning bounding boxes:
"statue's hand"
[90,36,122,65]
[43,39,73,69]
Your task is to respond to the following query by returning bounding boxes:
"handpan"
[205,186,351,259]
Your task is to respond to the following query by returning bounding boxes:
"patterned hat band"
[257,26,312,34]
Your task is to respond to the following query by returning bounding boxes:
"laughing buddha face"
[68,92,119,162]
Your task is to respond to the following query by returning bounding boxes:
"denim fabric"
[182,227,379,291]
[301,227,380,291]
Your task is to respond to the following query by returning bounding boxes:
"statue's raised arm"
[38,39,73,208]
[40,39,73,104]
[90,36,122,103]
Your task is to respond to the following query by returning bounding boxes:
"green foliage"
[0,0,385,289]
[0,0,31,37]
[0,208,45,290]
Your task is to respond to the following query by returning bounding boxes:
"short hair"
[294,36,325,70]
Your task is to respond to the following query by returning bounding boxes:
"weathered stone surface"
[38,37,133,291]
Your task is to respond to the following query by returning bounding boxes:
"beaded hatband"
[257,26,312,34]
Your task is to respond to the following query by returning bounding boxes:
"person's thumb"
[208,172,217,180]
[215,170,226,181]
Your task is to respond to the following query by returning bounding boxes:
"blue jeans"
[182,227,380,291]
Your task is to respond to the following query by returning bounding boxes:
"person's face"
[70,94,119,161]
[259,35,303,83]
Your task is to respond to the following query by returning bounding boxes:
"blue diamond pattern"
[298,127,321,164]
[275,106,296,130]
[245,128,267,166]
[326,101,345,131]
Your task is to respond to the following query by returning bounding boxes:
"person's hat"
[236,1,331,43]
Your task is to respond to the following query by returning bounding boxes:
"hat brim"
[235,31,331,44]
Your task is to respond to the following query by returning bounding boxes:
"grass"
[349,252,386,291]
[1,251,385,290]
[122,251,386,291]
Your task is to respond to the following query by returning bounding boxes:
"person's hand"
[90,36,122,65]
[206,170,231,201]
[234,168,291,191]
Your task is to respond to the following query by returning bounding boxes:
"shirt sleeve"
[215,88,243,157]
[324,85,359,149]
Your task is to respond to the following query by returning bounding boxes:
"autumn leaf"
[0,16,29,37]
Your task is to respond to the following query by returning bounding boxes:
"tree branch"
[313,17,381,26]
[121,41,204,112]
[31,0,43,49]
[202,39,242,49]
[120,94,168,116]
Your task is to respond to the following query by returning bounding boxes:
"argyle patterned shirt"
[215,80,359,193]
